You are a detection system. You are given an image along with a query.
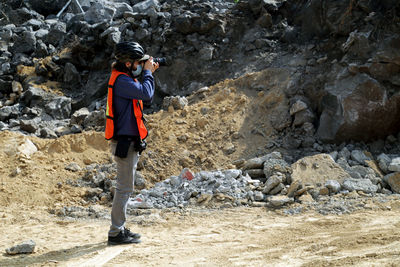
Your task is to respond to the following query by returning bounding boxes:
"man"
[105,41,159,245]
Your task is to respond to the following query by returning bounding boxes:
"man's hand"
[144,57,159,73]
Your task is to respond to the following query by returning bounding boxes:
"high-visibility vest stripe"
[105,70,148,140]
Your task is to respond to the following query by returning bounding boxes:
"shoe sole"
[107,239,141,246]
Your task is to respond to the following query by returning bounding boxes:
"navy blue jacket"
[113,70,154,137]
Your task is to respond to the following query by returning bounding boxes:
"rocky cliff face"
[0,0,399,143]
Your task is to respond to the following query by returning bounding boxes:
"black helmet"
[115,42,148,62]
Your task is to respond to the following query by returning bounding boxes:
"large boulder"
[367,36,400,86]
[317,72,400,142]
[291,153,350,186]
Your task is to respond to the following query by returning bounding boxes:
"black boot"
[108,230,141,245]
[124,227,141,240]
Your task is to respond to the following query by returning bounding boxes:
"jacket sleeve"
[114,70,155,101]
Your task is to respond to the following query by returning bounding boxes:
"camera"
[134,139,147,154]
[153,57,167,66]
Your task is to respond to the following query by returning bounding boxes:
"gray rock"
[269,106,291,131]
[223,169,241,180]
[350,150,370,165]
[45,97,72,120]
[135,171,146,190]
[253,191,264,201]
[35,40,49,57]
[290,100,307,115]
[325,180,341,193]
[71,108,90,125]
[199,46,214,61]
[162,96,188,110]
[55,126,72,137]
[70,124,82,133]
[64,63,81,85]
[84,2,116,24]
[40,127,58,138]
[84,110,105,128]
[269,183,285,195]
[263,152,291,178]
[23,18,43,30]
[0,121,8,130]
[35,29,49,39]
[293,109,315,126]
[6,240,35,255]
[135,28,150,42]
[46,22,66,46]
[114,2,133,19]
[65,162,81,172]
[383,172,400,193]
[0,105,19,121]
[338,147,351,161]
[132,0,160,13]
[244,169,264,179]
[22,86,48,107]
[257,12,273,28]
[342,178,378,193]
[20,119,39,133]
[267,195,294,208]
[263,175,282,194]
[388,157,400,172]
[169,176,181,187]
[11,31,36,54]
[329,151,338,161]
[377,153,391,173]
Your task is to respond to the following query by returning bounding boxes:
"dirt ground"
[1,203,400,267]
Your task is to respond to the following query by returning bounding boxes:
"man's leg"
[109,143,139,237]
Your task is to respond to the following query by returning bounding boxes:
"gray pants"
[108,141,139,237]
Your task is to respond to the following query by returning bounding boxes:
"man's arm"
[114,70,155,101]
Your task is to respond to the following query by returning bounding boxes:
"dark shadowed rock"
[46,22,66,46]
[72,70,108,110]
[21,86,48,107]
[24,0,66,16]
[11,31,37,54]
[20,119,39,133]
[317,72,400,142]
[63,62,81,85]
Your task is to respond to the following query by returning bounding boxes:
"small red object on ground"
[180,168,194,181]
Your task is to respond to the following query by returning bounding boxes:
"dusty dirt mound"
[141,68,291,182]
[0,130,109,208]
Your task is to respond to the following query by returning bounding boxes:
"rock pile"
[71,146,400,211]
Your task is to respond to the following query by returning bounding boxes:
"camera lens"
[153,57,167,66]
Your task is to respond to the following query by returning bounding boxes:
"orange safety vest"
[105,70,148,140]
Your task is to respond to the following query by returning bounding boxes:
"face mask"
[131,64,143,77]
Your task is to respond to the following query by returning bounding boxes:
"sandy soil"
[1,203,400,267]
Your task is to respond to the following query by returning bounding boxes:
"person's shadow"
[0,242,107,267]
